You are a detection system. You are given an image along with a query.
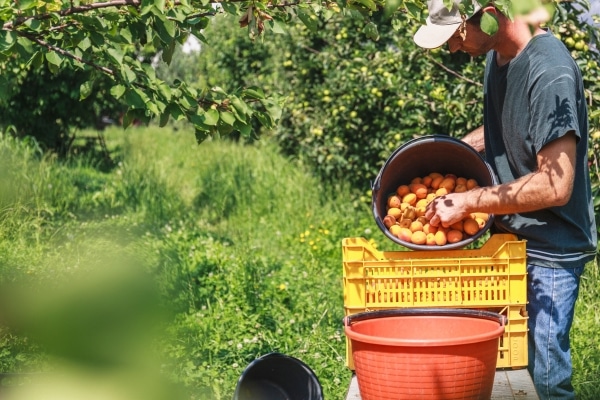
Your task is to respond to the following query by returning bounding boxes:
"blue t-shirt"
[483,32,597,268]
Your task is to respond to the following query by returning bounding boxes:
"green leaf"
[16,0,37,10]
[157,82,172,101]
[204,108,219,126]
[162,40,176,64]
[297,9,318,32]
[107,47,124,65]
[26,51,43,69]
[211,86,227,95]
[384,0,402,19]
[78,37,92,51]
[120,65,137,84]
[89,31,105,47]
[194,128,209,144]
[242,86,265,100]
[216,119,234,136]
[405,3,423,19]
[169,104,186,121]
[0,31,17,52]
[124,88,147,109]
[159,110,170,127]
[352,0,377,11]
[140,2,157,16]
[234,120,253,137]
[253,111,273,128]
[45,51,63,67]
[110,84,126,99]
[364,21,380,41]
[230,96,250,121]
[155,18,177,43]
[119,27,133,44]
[219,111,236,126]
[80,80,93,100]
[15,37,34,58]
[269,20,287,34]
[480,11,499,36]
[260,99,283,121]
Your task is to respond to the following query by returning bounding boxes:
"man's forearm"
[462,126,485,152]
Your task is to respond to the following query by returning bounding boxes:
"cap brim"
[413,17,461,49]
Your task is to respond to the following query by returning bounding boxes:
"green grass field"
[1,126,598,399]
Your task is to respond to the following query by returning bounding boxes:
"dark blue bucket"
[371,135,497,250]
[233,353,323,400]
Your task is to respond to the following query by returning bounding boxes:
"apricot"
[471,212,489,222]
[431,175,444,189]
[439,177,456,192]
[435,187,448,196]
[397,227,413,242]
[450,220,463,232]
[402,193,417,206]
[396,185,411,197]
[411,183,428,199]
[423,223,438,235]
[416,198,429,209]
[387,207,402,219]
[426,232,437,246]
[475,217,487,229]
[388,195,402,209]
[422,175,433,188]
[411,231,427,245]
[383,215,397,228]
[454,184,467,193]
[447,230,464,243]
[389,225,402,237]
[409,220,424,232]
[434,230,447,246]
[399,218,412,229]
[466,178,478,190]
[463,218,480,236]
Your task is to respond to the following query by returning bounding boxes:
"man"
[414,1,597,399]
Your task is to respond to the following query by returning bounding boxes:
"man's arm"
[426,132,577,228]
[461,125,485,153]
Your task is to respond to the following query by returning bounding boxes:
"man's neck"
[495,20,546,67]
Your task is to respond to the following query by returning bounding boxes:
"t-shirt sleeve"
[528,65,581,153]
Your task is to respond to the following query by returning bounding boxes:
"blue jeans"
[527,263,584,400]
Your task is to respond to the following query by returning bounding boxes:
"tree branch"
[20,31,116,76]
[425,53,482,87]
[3,0,143,30]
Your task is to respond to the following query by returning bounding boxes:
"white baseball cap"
[414,0,483,49]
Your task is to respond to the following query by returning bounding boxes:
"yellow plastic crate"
[342,234,528,370]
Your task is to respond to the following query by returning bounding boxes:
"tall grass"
[1,127,599,399]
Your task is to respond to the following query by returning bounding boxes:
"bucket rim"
[233,352,323,400]
[343,308,506,347]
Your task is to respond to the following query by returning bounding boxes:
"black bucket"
[233,353,323,400]
[372,135,497,250]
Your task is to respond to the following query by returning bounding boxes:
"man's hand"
[425,192,470,228]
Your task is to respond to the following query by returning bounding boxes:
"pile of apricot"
[383,172,490,246]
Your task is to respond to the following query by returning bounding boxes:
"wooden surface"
[345,368,539,400]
